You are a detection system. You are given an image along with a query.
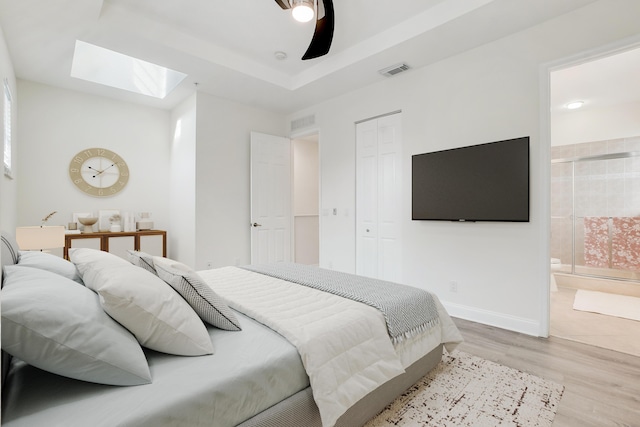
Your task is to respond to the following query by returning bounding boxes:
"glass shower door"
[550,161,573,274]
[553,150,640,282]
[574,157,611,277]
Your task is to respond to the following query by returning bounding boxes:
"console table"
[64,230,167,260]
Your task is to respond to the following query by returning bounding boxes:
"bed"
[1,232,462,427]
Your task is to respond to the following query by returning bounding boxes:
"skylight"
[71,40,187,99]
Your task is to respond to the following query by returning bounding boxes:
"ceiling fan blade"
[274,0,291,10]
[302,0,334,60]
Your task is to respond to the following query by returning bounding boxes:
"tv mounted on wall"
[412,136,530,222]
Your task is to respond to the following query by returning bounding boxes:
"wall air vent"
[291,114,316,132]
[378,62,410,77]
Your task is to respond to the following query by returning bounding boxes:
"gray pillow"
[18,250,83,284]
[126,250,157,274]
[153,257,242,331]
[1,265,151,386]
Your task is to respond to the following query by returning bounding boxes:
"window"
[3,78,12,178]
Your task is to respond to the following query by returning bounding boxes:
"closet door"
[356,119,379,278]
[356,113,402,281]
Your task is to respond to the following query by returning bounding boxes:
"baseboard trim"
[442,301,542,337]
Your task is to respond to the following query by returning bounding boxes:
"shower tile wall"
[550,136,640,268]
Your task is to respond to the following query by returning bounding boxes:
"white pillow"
[18,250,83,284]
[69,247,130,274]
[154,257,242,331]
[1,265,151,386]
[69,248,214,356]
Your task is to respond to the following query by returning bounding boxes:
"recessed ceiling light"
[565,101,585,110]
[274,51,288,61]
[71,40,187,99]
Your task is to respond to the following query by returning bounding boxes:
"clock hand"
[100,163,116,174]
[87,164,115,178]
[86,165,104,178]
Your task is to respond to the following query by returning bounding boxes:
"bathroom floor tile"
[550,287,640,357]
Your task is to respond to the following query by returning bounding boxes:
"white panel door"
[356,113,402,281]
[377,114,402,281]
[250,132,292,265]
[356,119,379,278]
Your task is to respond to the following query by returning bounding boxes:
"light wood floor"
[453,317,640,427]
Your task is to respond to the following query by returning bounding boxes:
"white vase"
[123,212,136,232]
[110,224,122,232]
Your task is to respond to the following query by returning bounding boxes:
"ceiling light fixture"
[292,0,314,23]
[566,101,585,110]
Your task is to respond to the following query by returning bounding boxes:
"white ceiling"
[550,46,640,114]
[3,0,631,114]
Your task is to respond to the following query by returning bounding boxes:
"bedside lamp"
[16,226,65,251]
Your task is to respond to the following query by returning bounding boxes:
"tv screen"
[412,136,530,222]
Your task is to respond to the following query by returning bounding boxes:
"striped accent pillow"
[127,250,157,275]
[153,257,241,331]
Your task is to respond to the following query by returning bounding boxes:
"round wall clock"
[69,148,129,197]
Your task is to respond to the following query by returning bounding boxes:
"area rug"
[573,289,640,322]
[364,351,564,427]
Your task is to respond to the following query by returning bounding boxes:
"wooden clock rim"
[69,148,129,197]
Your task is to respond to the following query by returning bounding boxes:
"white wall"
[0,24,17,234]
[552,101,640,146]
[193,92,286,270]
[13,81,285,269]
[17,81,171,235]
[292,0,640,335]
[169,94,197,265]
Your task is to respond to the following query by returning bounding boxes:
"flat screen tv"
[412,136,530,222]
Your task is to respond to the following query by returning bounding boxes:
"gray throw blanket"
[241,263,440,344]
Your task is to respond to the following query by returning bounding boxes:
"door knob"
[252,223,262,227]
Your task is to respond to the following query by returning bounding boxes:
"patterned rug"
[365,351,564,427]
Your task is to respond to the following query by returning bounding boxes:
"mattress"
[1,310,309,427]
[199,266,462,427]
[238,344,444,427]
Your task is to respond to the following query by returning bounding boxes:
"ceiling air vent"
[378,62,410,77]
[291,114,316,132]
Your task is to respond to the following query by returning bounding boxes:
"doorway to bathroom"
[292,133,320,266]
[549,46,640,357]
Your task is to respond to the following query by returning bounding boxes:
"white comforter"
[199,266,461,427]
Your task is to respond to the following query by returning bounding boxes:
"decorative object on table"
[73,213,93,232]
[73,212,92,224]
[15,212,66,251]
[40,211,57,225]
[78,217,98,233]
[68,222,77,231]
[109,214,122,232]
[68,148,129,197]
[122,212,136,232]
[98,209,119,232]
[136,212,153,230]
